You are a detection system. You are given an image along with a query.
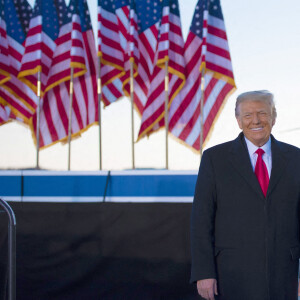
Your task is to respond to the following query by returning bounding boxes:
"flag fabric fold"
[137,0,185,140]
[97,0,132,106]
[70,0,88,74]
[98,0,164,111]
[44,0,74,91]
[45,0,90,92]
[168,0,236,152]
[17,0,61,95]
[121,0,139,93]
[0,103,9,125]
[101,74,124,106]
[98,0,186,139]
[0,103,16,125]
[122,0,163,115]
[97,0,128,85]
[0,0,11,85]
[30,0,98,148]
[0,0,37,123]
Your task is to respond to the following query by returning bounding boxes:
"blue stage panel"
[0,171,22,196]
[23,175,107,196]
[0,170,198,202]
[108,174,196,196]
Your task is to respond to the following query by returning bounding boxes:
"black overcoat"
[190,133,300,300]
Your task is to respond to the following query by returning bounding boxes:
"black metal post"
[0,198,16,300]
[103,171,111,202]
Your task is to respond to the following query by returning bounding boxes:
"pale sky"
[0,0,299,170]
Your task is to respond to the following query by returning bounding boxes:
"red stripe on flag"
[207,25,227,40]
[207,44,231,60]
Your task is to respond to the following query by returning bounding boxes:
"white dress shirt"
[244,137,272,178]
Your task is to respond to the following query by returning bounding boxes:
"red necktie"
[255,149,269,197]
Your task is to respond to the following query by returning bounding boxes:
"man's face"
[236,100,275,147]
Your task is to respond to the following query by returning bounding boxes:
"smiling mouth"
[250,127,263,131]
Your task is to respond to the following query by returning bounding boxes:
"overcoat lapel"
[228,133,265,199]
[267,135,289,196]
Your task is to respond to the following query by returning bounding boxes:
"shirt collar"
[244,136,272,156]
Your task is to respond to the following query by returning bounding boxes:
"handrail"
[0,198,16,300]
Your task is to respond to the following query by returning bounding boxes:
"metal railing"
[0,198,16,300]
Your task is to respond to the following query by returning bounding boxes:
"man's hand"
[197,278,218,300]
[298,280,300,296]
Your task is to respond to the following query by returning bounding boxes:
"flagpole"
[200,68,205,157]
[130,59,135,169]
[97,56,102,170]
[36,70,41,169]
[164,59,169,169]
[200,9,208,158]
[67,67,74,171]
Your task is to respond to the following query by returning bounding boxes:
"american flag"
[98,0,127,84]
[122,0,139,90]
[97,0,129,107]
[168,0,236,151]
[43,0,91,91]
[30,0,98,148]
[0,0,37,123]
[70,0,88,72]
[0,0,11,85]
[45,0,73,91]
[17,0,62,95]
[122,0,165,115]
[98,0,164,116]
[137,0,185,139]
[0,0,10,127]
[98,0,185,137]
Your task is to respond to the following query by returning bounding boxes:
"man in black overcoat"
[190,90,300,300]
